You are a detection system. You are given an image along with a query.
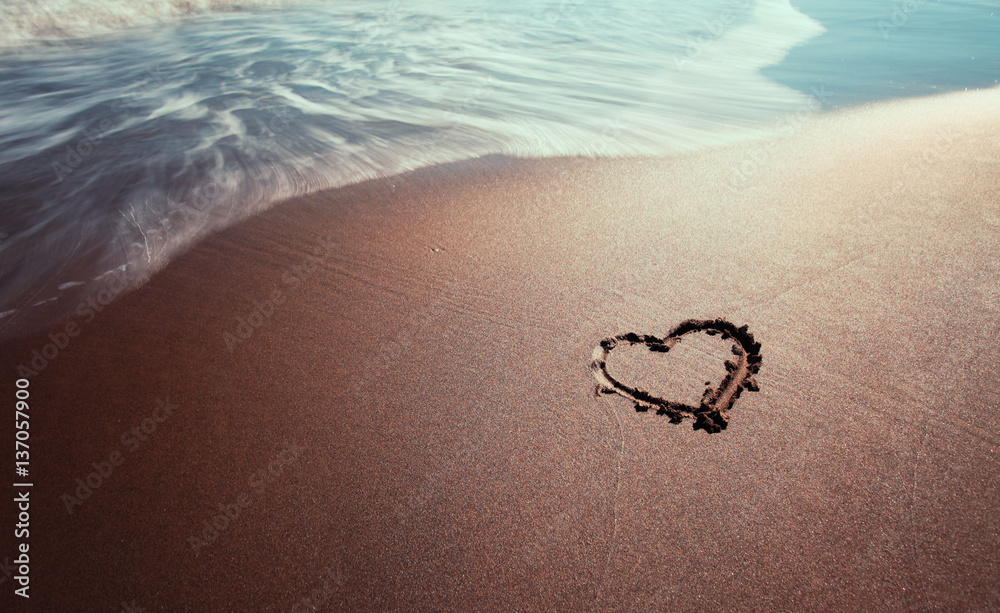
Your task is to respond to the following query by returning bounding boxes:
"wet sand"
[1,87,999,612]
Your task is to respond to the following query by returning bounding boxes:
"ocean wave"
[0,0,303,52]
[0,0,824,342]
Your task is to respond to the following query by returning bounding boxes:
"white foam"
[0,0,831,342]
[0,0,302,52]
[146,91,210,122]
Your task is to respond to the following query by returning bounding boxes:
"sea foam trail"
[0,0,300,52]
[0,0,823,342]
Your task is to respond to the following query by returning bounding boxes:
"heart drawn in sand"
[590,319,762,433]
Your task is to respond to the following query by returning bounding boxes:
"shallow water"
[768,0,1000,107]
[0,0,994,341]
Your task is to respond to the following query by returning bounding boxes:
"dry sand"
[1,87,999,612]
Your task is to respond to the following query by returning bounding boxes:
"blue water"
[0,0,995,341]
[767,0,1000,108]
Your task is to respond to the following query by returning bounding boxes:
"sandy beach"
[1,86,999,611]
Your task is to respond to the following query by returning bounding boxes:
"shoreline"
[1,86,999,611]
[0,78,991,345]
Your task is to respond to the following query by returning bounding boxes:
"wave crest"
[0,0,299,51]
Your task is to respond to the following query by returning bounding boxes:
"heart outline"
[590,319,762,433]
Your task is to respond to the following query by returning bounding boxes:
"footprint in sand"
[590,319,763,433]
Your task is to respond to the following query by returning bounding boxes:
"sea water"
[0,0,995,341]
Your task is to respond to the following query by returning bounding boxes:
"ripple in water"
[0,0,824,341]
